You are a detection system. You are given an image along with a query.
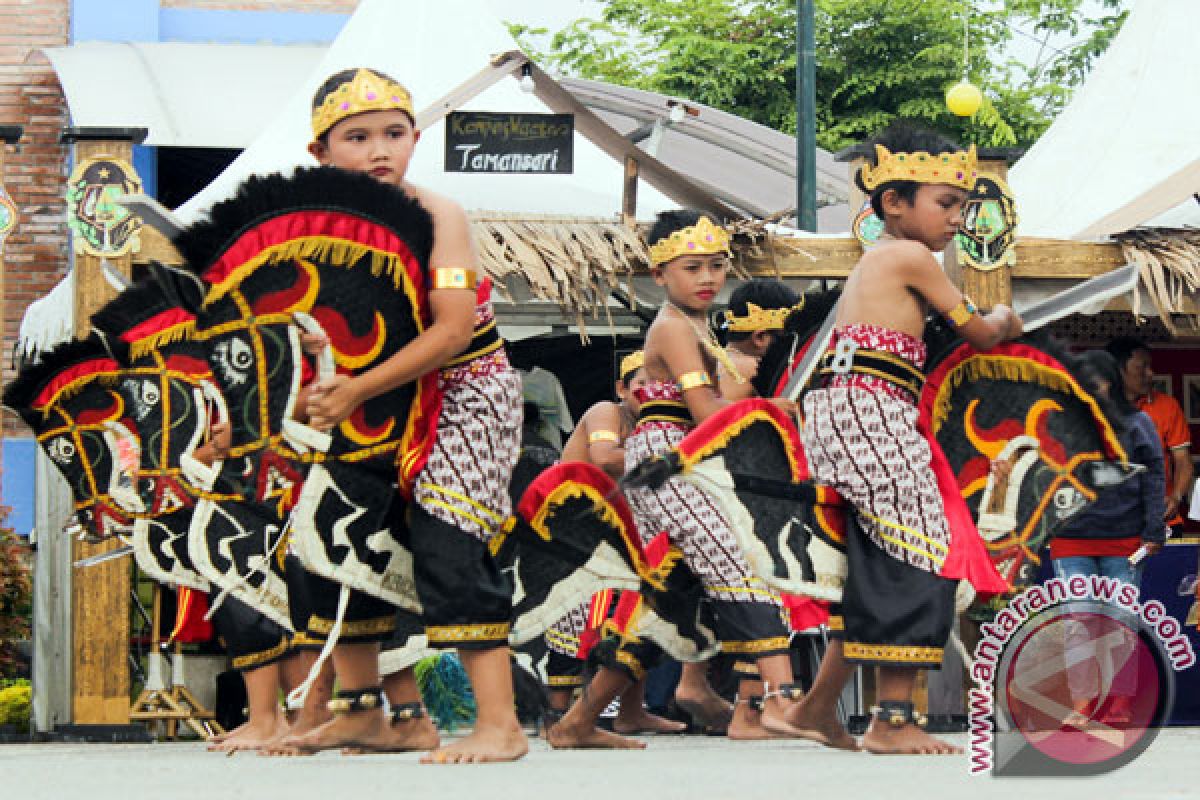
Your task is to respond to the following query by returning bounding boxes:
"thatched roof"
[1115,227,1200,336]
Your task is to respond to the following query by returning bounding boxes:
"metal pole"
[796,0,817,231]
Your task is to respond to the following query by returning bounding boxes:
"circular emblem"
[0,184,17,253]
[955,173,1018,272]
[995,600,1172,775]
[66,154,143,258]
[852,198,884,248]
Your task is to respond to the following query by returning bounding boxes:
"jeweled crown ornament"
[723,300,805,333]
[619,350,645,380]
[858,144,979,192]
[312,68,415,139]
[648,216,731,267]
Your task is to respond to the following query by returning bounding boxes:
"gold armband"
[431,267,478,290]
[943,296,979,328]
[588,430,620,444]
[678,370,714,391]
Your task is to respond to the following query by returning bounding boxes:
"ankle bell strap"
[390,702,426,724]
[870,700,928,729]
[327,687,384,714]
[764,682,804,702]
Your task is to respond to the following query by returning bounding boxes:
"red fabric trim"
[920,412,1009,595]
[171,587,213,644]
[396,371,442,497]
[202,210,418,286]
[74,393,124,426]
[163,354,211,377]
[516,462,650,567]
[119,308,195,343]
[1050,535,1140,559]
[608,590,642,635]
[782,593,830,631]
[675,398,803,481]
[33,359,121,409]
[643,531,672,568]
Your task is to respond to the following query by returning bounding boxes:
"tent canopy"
[1010,0,1200,238]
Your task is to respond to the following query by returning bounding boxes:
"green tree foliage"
[510,0,1127,151]
[0,511,32,680]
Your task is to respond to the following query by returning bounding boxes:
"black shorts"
[409,504,512,650]
[208,593,291,672]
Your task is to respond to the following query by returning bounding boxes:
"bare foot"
[726,703,785,741]
[208,715,288,753]
[783,697,860,751]
[613,706,687,735]
[757,697,813,740]
[547,717,647,750]
[270,710,392,756]
[863,719,962,755]
[206,721,246,745]
[420,722,530,763]
[342,716,441,755]
[675,689,734,733]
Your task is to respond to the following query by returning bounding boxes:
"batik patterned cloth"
[545,600,589,658]
[802,324,950,575]
[624,382,780,608]
[412,300,522,543]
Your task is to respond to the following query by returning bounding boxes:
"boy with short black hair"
[796,123,1022,754]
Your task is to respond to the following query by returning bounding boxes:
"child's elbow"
[442,326,473,358]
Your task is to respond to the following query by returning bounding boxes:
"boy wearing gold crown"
[719,279,804,401]
[797,123,1022,755]
[622,210,816,740]
[281,67,527,764]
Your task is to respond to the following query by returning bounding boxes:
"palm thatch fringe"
[470,213,649,339]
[1115,227,1200,336]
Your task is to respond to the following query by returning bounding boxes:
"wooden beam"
[61,126,146,726]
[738,235,1126,280]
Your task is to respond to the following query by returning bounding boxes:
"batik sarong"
[623,382,789,657]
[802,324,956,667]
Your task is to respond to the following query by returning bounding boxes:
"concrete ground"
[1,729,1196,799]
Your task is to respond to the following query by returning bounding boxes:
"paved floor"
[2,729,1196,799]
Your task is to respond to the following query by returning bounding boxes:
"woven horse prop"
[625,289,1137,607]
[495,461,719,662]
[3,336,139,541]
[91,278,227,591]
[172,167,439,628]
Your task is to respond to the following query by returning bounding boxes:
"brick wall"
[0,0,71,436]
[162,0,360,10]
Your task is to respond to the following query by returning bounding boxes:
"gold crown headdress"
[647,216,732,267]
[722,299,805,333]
[858,144,978,192]
[619,350,645,380]
[312,68,415,139]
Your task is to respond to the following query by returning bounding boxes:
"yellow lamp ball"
[946,81,983,117]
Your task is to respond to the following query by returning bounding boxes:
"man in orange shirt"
[1106,337,1194,537]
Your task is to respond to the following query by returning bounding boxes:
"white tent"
[177,0,680,223]
[1010,0,1200,238]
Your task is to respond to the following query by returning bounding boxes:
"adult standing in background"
[1106,337,1194,534]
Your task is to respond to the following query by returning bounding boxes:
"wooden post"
[621,155,639,229]
[0,126,21,399]
[60,126,147,726]
[959,152,1022,309]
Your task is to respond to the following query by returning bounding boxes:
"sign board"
[445,112,573,174]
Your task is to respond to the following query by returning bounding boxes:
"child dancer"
[281,67,526,764]
[797,123,1022,754]
[621,211,810,740]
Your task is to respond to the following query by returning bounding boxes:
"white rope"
[203,511,293,621]
[285,584,349,711]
